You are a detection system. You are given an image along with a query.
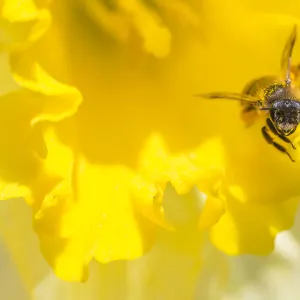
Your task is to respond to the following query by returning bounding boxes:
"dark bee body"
[270,99,300,135]
[260,84,300,161]
[195,25,300,162]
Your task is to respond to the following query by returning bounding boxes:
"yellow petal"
[0,90,43,187]
[134,134,227,230]
[210,195,299,255]
[0,0,51,51]
[189,138,227,229]
[0,69,80,202]
[82,0,130,42]
[0,181,30,201]
[155,0,200,27]
[198,195,226,230]
[81,0,202,59]
[3,1,300,285]
[10,52,82,124]
[34,131,155,281]
[118,0,171,58]
[138,134,224,194]
[131,175,173,230]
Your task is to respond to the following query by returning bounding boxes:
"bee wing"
[194,92,262,105]
[281,25,297,80]
[242,76,278,97]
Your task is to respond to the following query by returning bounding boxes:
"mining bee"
[196,25,300,162]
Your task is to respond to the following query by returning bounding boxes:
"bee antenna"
[259,107,276,111]
[285,25,297,86]
[286,55,292,86]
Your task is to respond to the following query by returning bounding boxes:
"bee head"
[270,100,300,136]
[276,119,298,135]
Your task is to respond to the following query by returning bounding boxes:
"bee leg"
[278,133,296,149]
[262,126,295,162]
[266,118,296,149]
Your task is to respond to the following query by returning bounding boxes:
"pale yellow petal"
[0,199,49,295]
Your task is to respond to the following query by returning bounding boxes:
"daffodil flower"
[1,0,300,283]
